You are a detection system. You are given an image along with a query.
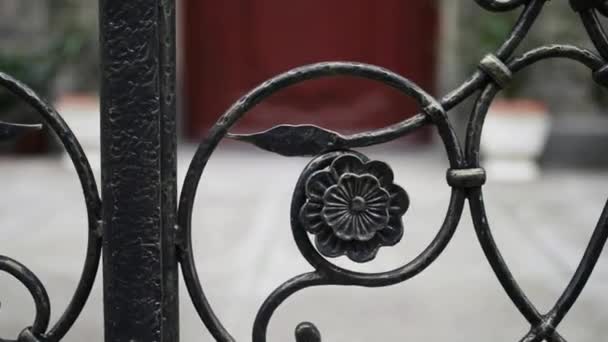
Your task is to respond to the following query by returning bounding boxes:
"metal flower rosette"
[298,152,409,262]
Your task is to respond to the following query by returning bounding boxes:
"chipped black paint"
[2,1,608,342]
[100,0,178,341]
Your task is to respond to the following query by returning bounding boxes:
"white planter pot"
[481,100,550,182]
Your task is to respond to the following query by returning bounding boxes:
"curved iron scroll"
[177,1,608,342]
[0,73,102,342]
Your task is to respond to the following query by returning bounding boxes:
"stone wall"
[0,0,48,53]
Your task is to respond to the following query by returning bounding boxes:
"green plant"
[0,1,89,120]
[461,9,525,98]
[0,1,92,153]
[460,3,605,107]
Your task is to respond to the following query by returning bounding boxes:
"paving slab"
[0,145,607,341]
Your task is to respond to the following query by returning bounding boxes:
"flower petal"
[364,160,394,187]
[361,209,389,231]
[352,174,381,199]
[321,206,349,223]
[376,217,404,246]
[363,185,390,205]
[305,170,335,201]
[315,228,345,258]
[352,214,376,241]
[299,201,326,234]
[338,174,358,199]
[387,184,409,216]
[358,211,382,232]
[324,211,357,241]
[346,240,381,263]
[323,185,350,206]
[330,154,365,180]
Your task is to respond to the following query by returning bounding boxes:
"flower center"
[349,196,367,213]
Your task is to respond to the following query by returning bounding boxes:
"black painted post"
[100,1,179,341]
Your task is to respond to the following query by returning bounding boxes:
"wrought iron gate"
[1,0,608,341]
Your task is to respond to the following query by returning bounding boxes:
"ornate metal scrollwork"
[176,1,608,342]
[298,151,409,262]
[3,0,608,341]
[176,56,473,341]
[0,73,101,342]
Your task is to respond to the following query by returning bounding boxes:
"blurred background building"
[1,0,607,167]
[1,0,607,166]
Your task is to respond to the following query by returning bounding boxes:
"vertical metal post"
[100,0,178,341]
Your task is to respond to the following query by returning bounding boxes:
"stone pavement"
[1,145,607,341]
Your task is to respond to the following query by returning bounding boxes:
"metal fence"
[1,0,608,341]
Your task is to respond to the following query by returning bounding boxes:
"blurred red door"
[183,1,438,141]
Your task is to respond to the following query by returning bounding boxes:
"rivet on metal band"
[446,168,487,188]
[478,54,513,88]
[422,102,447,124]
[17,328,41,342]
